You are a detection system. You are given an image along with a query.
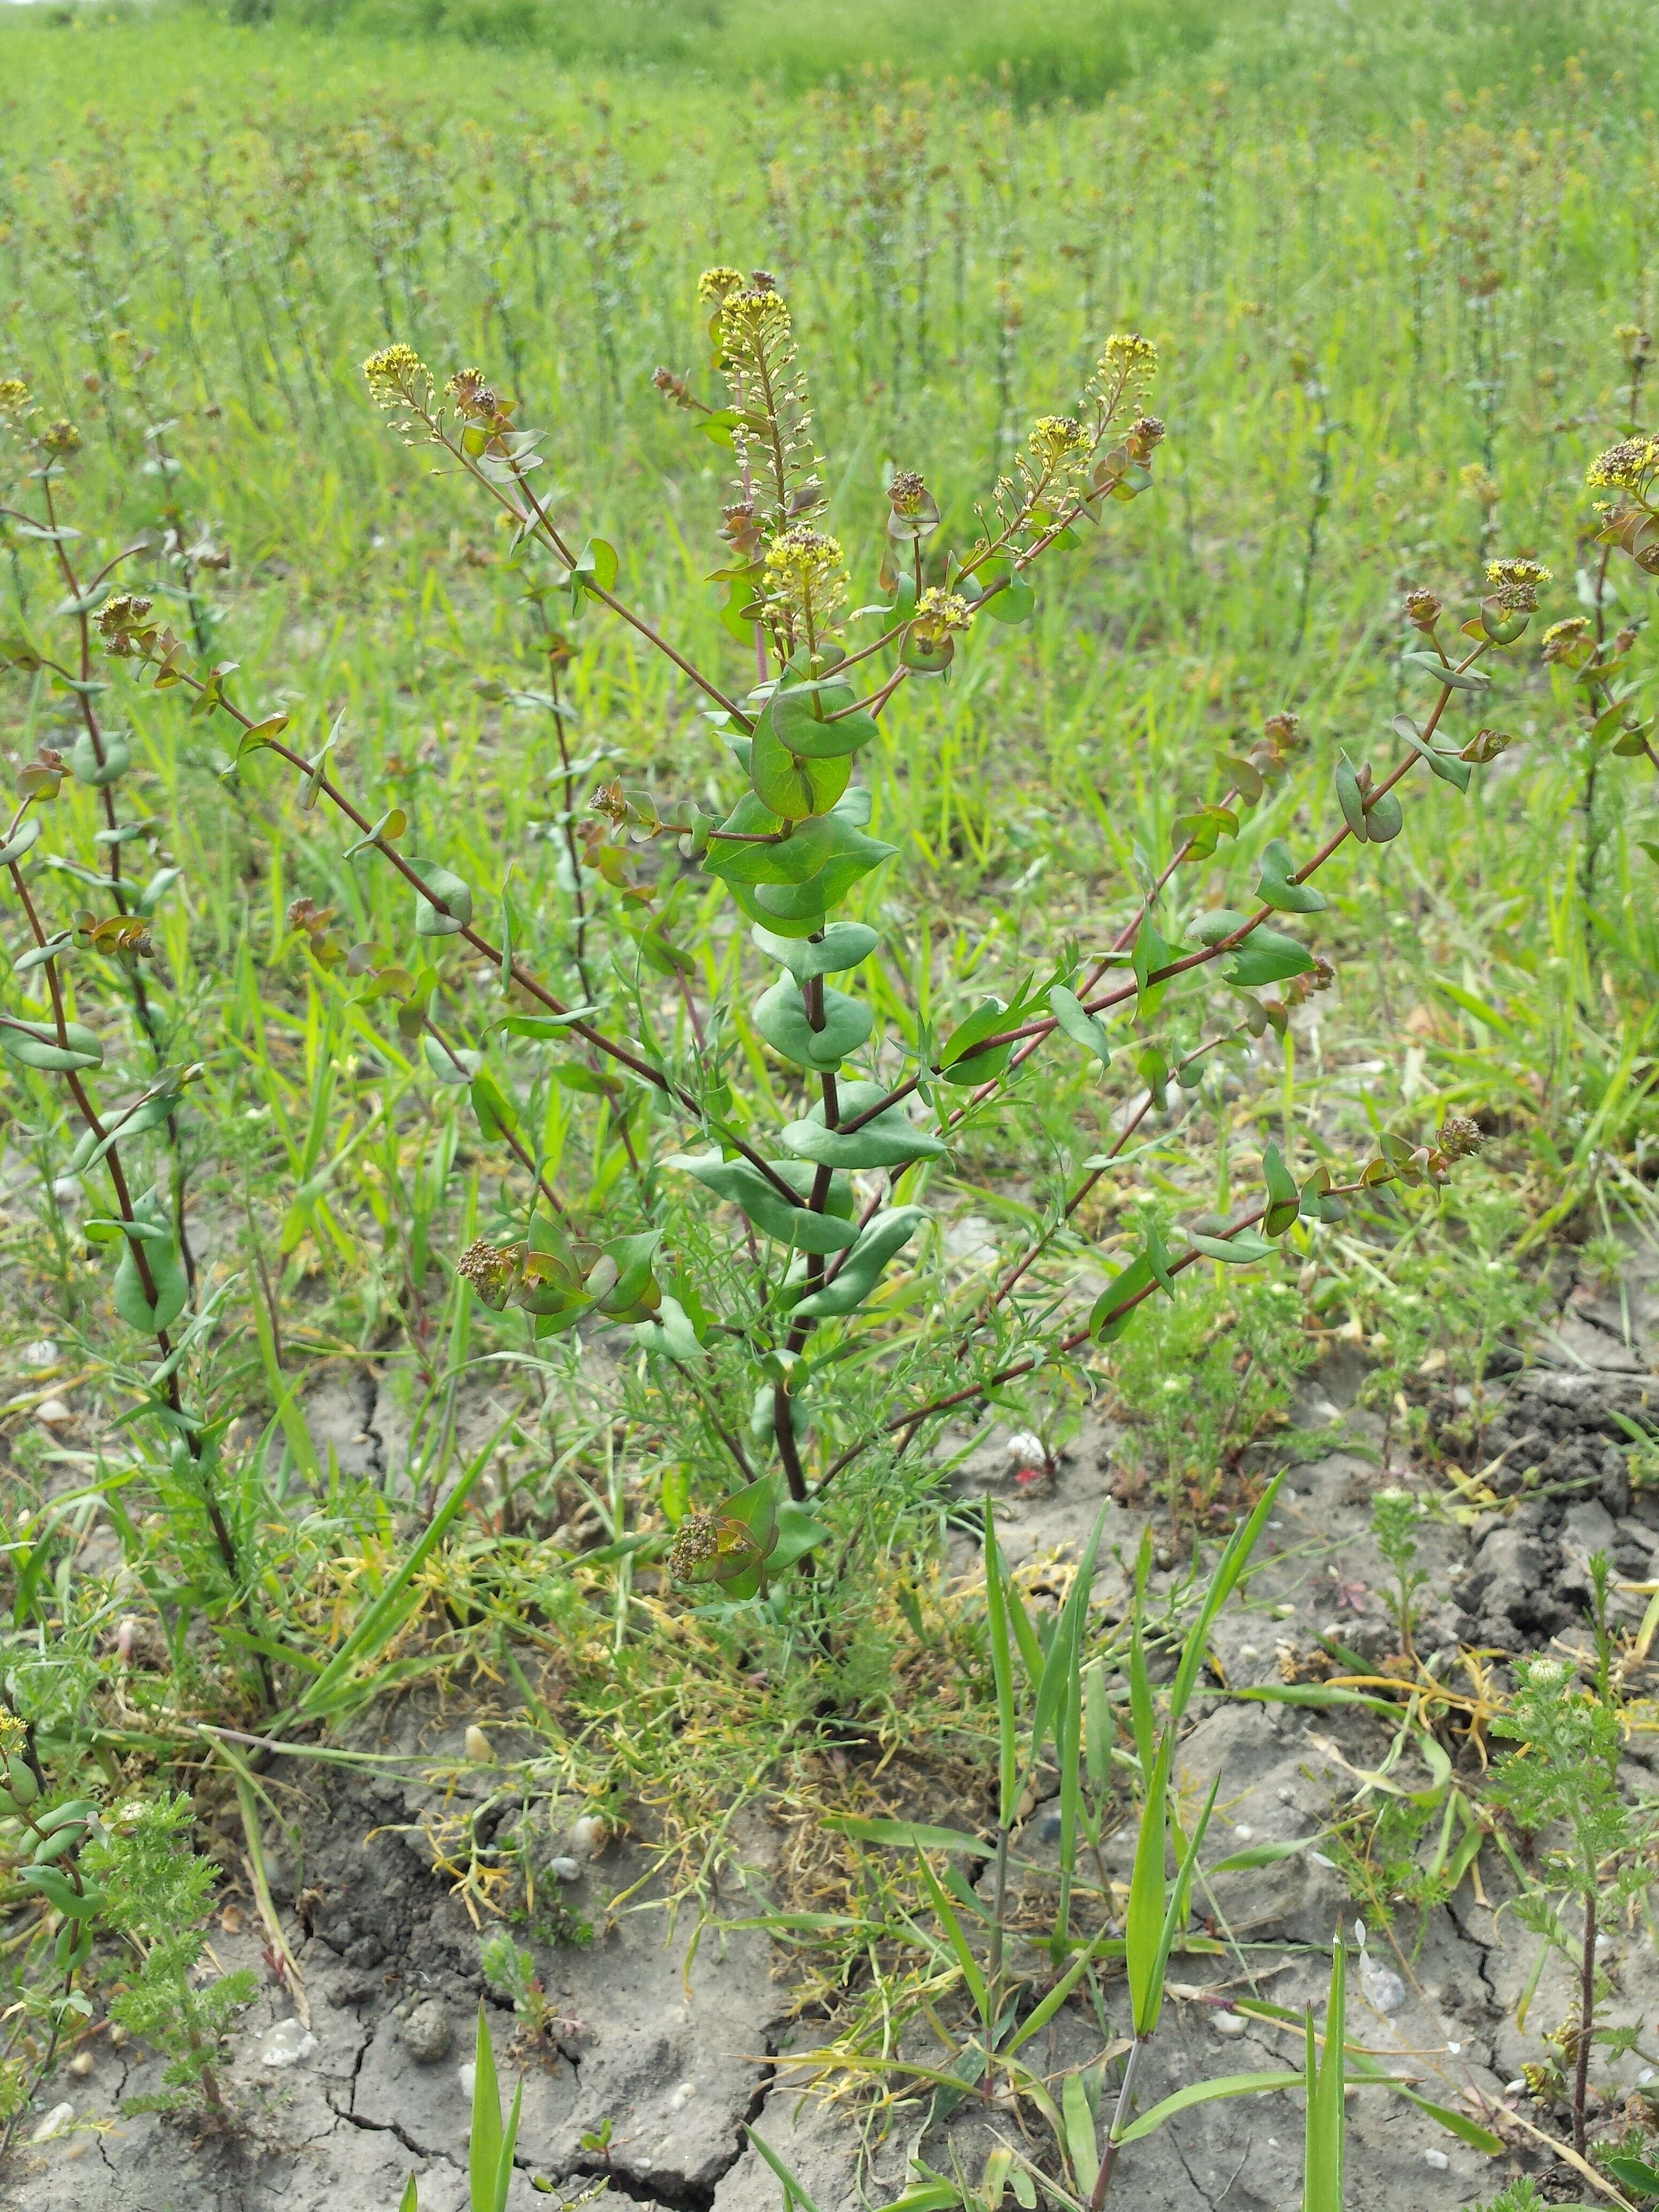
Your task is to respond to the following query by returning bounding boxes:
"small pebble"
[35,1399,72,1426]
[67,2052,94,2079]
[1641,2068,1656,2087]
[458,2062,477,2097]
[1359,1960,1406,2017]
[1506,2078,1526,2094]
[53,1178,79,1208]
[569,1814,608,1858]
[31,2104,74,2144]
[1277,1787,1296,1805]
[464,1725,495,1765]
[400,1999,453,2065]
[23,1339,57,1368]
[1232,1824,1254,1841]
[1424,2150,1449,2171]
[548,1856,582,1882]
[1238,1645,1260,1661]
[260,2019,318,2068]
[1447,2041,1460,2056]
[1214,2011,1247,2037]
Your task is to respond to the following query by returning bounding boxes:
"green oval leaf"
[1256,838,1328,914]
[780,1080,947,1170]
[0,817,42,868]
[412,861,474,938]
[0,1016,103,1072]
[791,1206,925,1319]
[754,978,872,1070]
[70,730,131,788]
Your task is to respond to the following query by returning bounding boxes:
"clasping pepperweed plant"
[0,268,1556,1666]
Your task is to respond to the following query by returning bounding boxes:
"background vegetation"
[2,0,1658,2193]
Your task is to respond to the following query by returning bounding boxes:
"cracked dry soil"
[14,1252,1659,2212]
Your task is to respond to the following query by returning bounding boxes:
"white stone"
[1359,1957,1406,2017]
[569,1815,607,1858]
[22,1339,57,1368]
[548,1856,582,1882]
[1214,2011,1247,2037]
[35,1399,72,1426]
[1424,2150,1449,2171]
[260,2019,318,2067]
[30,2104,74,2143]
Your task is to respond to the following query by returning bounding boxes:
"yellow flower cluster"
[1587,435,1659,495]
[1100,331,1158,377]
[362,343,429,407]
[720,285,792,358]
[1028,414,1087,468]
[914,586,974,637]
[764,526,847,622]
[1484,555,1551,612]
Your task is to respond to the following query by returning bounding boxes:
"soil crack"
[567,2035,778,2212]
[1171,2132,1223,2210]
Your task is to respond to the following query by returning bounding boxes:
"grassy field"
[2,0,1659,2198]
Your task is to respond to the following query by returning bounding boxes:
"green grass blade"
[1127,1529,1156,1777]
[400,2177,419,2212]
[1116,2069,1303,2147]
[916,1850,990,2030]
[291,1444,490,1722]
[985,1501,1019,1830]
[1006,1572,1045,1686]
[1083,1661,1112,1795]
[1148,1774,1220,2033]
[1062,2068,1098,2199]
[822,1814,993,1855]
[1052,1653,1083,1960]
[1169,1471,1283,1727]
[744,2123,825,2212]
[1032,1501,1108,1767]
[493,2076,524,2212]
[1125,1724,1174,2036]
[1003,1930,1114,2058]
[469,2005,502,2212]
[1306,1938,1347,2212]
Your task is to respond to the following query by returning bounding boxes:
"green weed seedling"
[401,2005,523,2211]
[1369,1486,1429,1661]
[0,1714,99,2155]
[480,1928,555,2045]
[1489,1646,1659,2158]
[80,1792,257,2114]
